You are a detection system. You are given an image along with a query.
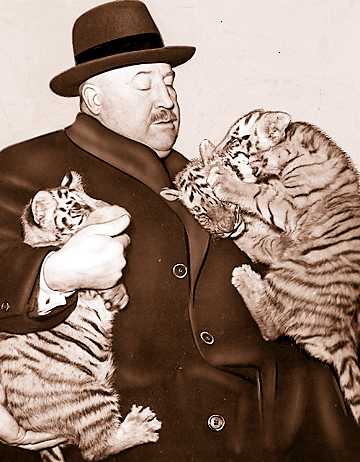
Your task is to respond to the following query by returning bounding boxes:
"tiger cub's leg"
[208,166,297,233]
[232,265,279,341]
[234,218,290,265]
[49,384,160,461]
[80,404,161,461]
[103,405,161,458]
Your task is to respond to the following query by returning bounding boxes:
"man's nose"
[154,82,174,109]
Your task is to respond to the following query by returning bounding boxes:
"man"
[0,1,359,461]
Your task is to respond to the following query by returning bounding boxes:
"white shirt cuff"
[37,251,75,316]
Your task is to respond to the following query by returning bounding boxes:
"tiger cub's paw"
[98,283,129,311]
[207,165,243,203]
[121,405,162,445]
[232,265,263,297]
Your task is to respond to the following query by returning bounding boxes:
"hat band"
[75,32,164,65]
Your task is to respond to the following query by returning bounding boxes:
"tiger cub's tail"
[332,343,360,424]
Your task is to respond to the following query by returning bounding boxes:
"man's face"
[93,63,180,157]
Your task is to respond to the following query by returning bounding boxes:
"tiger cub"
[160,115,284,265]
[163,109,360,424]
[0,171,161,462]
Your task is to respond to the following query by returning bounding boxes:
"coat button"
[200,331,215,345]
[172,263,188,279]
[208,414,226,432]
[0,301,10,311]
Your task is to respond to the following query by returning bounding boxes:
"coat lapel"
[163,151,210,291]
[65,113,209,289]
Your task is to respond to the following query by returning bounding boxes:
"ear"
[31,191,58,227]
[81,83,102,116]
[160,188,181,202]
[199,139,216,165]
[258,111,291,146]
[61,171,84,191]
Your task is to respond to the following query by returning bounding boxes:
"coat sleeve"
[0,144,77,334]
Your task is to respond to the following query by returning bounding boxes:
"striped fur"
[160,140,265,241]
[160,125,284,263]
[1,172,161,461]
[165,110,360,424]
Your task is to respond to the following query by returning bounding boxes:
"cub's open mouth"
[225,221,246,239]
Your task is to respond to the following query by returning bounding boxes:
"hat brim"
[50,46,196,97]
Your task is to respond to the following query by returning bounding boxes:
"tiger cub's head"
[22,171,130,247]
[215,109,292,180]
[160,141,247,239]
[160,109,291,239]
[216,109,291,158]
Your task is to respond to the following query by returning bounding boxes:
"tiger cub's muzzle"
[205,204,245,239]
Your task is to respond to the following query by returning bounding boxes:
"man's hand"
[0,384,66,450]
[43,213,130,292]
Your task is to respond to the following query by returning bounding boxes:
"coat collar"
[65,113,173,193]
[65,113,209,289]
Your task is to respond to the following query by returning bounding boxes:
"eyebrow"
[132,71,152,79]
[132,69,175,79]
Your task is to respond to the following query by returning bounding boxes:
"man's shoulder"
[0,128,73,173]
[1,129,66,157]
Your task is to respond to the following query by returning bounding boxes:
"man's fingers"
[14,432,67,450]
[79,213,130,238]
[17,438,67,451]
[0,397,68,450]
[115,233,131,249]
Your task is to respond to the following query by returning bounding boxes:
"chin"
[151,134,178,152]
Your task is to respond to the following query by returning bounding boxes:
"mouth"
[222,207,246,239]
[227,221,246,239]
[221,219,246,239]
[153,118,177,125]
[151,109,178,126]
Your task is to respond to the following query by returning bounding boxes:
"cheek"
[120,103,153,137]
[111,93,151,124]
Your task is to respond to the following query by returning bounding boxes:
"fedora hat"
[50,0,196,97]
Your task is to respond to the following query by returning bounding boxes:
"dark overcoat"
[0,114,359,462]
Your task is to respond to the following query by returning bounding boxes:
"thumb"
[78,213,130,238]
[114,233,131,249]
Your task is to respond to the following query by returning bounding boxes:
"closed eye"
[71,204,82,212]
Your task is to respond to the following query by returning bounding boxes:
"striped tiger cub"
[0,171,161,462]
[163,109,360,424]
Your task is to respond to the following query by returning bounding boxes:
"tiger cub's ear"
[160,188,181,202]
[61,171,84,191]
[199,139,216,165]
[30,191,58,227]
[257,111,291,150]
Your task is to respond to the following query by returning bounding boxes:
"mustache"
[150,109,178,124]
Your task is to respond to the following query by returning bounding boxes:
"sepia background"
[1,0,360,168]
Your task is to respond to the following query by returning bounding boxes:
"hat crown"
[73,1,162,59]
[50,0,195,97]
